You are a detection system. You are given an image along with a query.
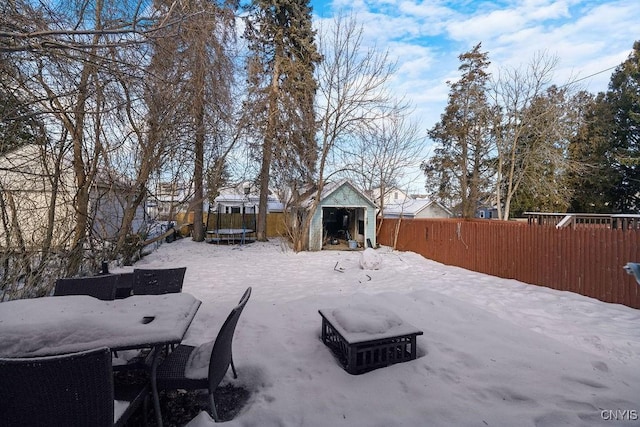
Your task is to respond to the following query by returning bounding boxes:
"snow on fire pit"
[332,305,403,336]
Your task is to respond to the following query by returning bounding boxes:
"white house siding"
[414,203,451,219]
[383,199,452,219]
[0,145,76,249]
[1,145,146,250]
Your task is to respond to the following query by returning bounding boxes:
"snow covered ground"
[119,237,640,427]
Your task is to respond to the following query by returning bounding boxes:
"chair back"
[132,267,186,295]
[54,275,118,300]
[114,272,134,299]
[208,287,252,390]
[0,347,114,427]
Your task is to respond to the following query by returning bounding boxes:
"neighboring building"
[0,144,146,249]
[211,182,283,215]
[0,144,75,249]
[304,179,377,251]
[201,183,283,236]
[146,181,189,221]
[371,187,412,207]
[90,179,148,241]
[476,206,499,219]
[383,198,452,219]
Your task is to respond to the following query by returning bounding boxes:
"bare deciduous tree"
[0,0,203,297]
[286,15,397,251]
[342,106,425,229]
[490,52,583,219]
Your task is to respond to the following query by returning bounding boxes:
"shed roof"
[298,179,376,208]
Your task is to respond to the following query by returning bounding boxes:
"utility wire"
[570,65,618,85]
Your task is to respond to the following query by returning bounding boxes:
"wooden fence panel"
[377,218,640,309]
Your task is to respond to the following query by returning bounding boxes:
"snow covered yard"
[124,238,640,427]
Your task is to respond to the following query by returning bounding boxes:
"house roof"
[383,198,452,217]
[213,190,283,212]
[307,179,377,208]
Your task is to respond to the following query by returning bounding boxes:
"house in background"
[0,144,75,249]
[146,181,190,221]
[476,205,499,219]
[90,177,148,241]
[371,187,412,207]
[382,198,452,219]
[199,183,284,239]
[211,182,283,215]
[0,144,147,249]
[304,179,377,251]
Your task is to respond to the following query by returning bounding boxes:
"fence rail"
[523,212,640,230]
[377,218,640,309]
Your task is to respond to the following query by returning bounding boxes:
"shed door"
[321,207,365,247]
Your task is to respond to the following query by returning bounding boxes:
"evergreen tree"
[567,92,617,212]
[244,0,321,241]
[568,41,640,213]
[423,43,494,218]
[607,40,640,212]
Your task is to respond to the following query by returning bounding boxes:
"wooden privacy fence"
[377,218,640,309]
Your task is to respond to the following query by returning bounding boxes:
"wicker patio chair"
[155,287,251,421]
[0,347,149,427]
[54,275,118,300]
[132,267,187,295]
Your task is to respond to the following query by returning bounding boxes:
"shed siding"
[309,210,324,251]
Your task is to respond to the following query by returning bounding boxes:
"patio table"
[0,293,201,426]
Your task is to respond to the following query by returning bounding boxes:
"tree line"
[0,0,417,299]
[1,0,637,300]
[423,41,640,219]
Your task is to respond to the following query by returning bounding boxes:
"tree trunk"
[257,58,281,242]
[192,99,205,242]
[68,67,93,275]
[256,140,272,242]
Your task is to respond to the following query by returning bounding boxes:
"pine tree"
[567,92,617,212]
[568,40,640,213]
[607,40,640,212]
[244,0,321,241]
[423,43,494,218]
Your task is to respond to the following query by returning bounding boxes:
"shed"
[307,180,377,251]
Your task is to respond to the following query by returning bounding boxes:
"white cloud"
[447,9,529,42]
[313,0,640,188]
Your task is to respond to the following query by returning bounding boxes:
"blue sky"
[308,0,640,190]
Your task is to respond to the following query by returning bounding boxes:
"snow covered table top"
[0,293,201,357]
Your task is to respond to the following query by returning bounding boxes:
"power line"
[572,65,618,85]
